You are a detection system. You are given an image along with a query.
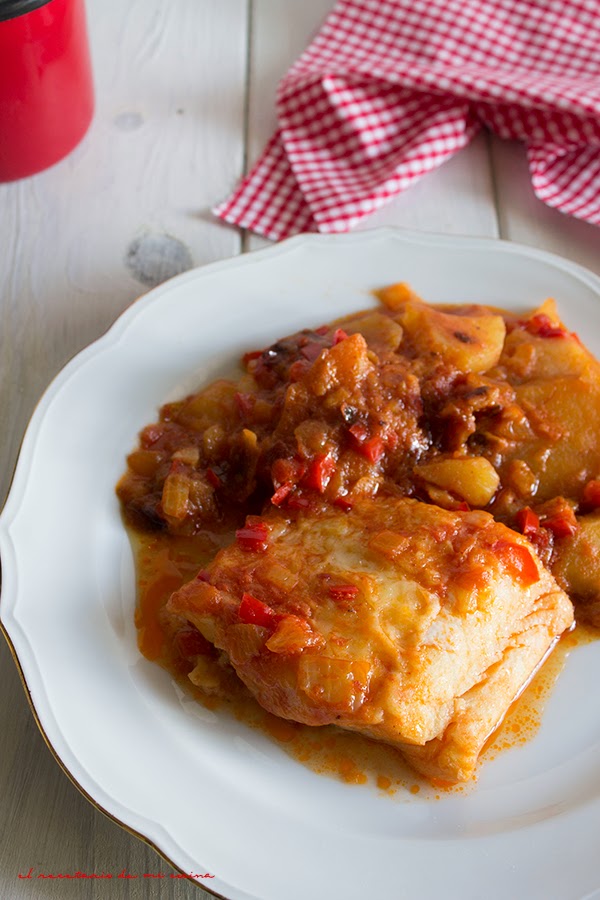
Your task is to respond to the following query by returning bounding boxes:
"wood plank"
[491,136,600,277]
[0,1,248,897]
[0,0,247,508]
[245,0,499,252]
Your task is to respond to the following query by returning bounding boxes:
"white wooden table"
[1,2,599,897]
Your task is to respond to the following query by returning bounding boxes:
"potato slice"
[552,512,600,626]
[414,457,500,507]
[375,281,424,311]
[339,312,404,352]
[502,300,593,380]
[515,376,600,501]
[399,301,506,373]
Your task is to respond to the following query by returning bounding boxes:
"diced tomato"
[525,314,567,338]
[303,454,336,493]
[173,627,212,660]
[238,593,279,627]
[492,540,539,587]
[332,328,348,345]
[236,521,269,552]
[329,584,359,601]
[334,496,354,511]
[542,509,578,538]
[582,479,600,509]
[515,506,540,536]
[270,482,293,507]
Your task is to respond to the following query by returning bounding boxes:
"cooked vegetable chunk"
[414,457,500,507]
[397,300,506,373]
[553,512,600,627]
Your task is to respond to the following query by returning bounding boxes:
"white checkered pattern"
[214,0,600,239]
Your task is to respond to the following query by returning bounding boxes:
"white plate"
[2,228,600,900]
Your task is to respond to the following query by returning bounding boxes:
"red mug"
[0,0,94,181]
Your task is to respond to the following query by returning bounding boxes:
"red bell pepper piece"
[349,424,385,463]
[236,521,269,552]
[287,495,311,510]
[303,454,336,493]
[349,423,368,443]
[361,436,385,463]
[242,349,262,366]
[332,328,348,344]
[515,506,540,536]
[206,467,222,489]
[492,540,539,587]
[525,314,567,338]
[542,509,578,538]
[270,482,293,507]
[238,593,278,628]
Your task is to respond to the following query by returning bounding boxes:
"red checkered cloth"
[214,0,600,239]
